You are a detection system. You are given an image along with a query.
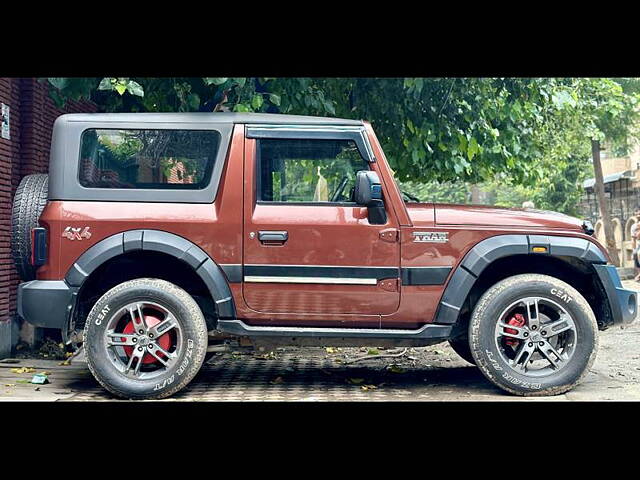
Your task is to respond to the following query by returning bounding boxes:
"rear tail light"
[30,227,48,267]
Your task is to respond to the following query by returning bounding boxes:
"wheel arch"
[65,230,236,325]
[436,234,612,334]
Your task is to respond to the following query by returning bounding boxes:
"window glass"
[258,139,369,203]
[79,129,220,189]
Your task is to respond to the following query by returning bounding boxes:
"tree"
[44,77,576,183]
[543,79,640,265]
[45,77,640,256]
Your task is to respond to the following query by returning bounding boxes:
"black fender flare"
[434,234,607,325]
[65,229,236,319]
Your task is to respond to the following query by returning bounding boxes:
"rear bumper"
[17,280,74,329]
[593,264,638,326]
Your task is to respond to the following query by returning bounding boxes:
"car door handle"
[258,230,288,244]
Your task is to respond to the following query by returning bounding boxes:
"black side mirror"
[354,170,387,225]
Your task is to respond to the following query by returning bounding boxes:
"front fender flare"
[434,234,607,325]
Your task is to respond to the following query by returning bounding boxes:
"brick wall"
[0,78,96,354]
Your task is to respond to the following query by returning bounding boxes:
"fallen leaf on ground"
[325,347,337,354]
[367,348,380,355]
[4,384,15,387]
[255,351,278,360]
[58,360,71,366]
[361,385,377,391]
[10,367,36,374]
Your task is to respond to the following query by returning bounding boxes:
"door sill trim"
[217,319,452,340]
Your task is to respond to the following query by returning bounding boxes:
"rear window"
[79,129,220,189]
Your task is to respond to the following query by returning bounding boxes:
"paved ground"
[2,280,640,402]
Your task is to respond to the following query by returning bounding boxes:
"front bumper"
[593,264,638,326]
[17,280,75,330]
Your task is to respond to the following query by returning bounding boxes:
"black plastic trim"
[220,264,242,283]
[593,264,637,325]
[65,230,236,319]
[217,318,452,340]
[434,234,610,325]
[32,227,47,267]
[247,127,374,163]
[18,280,74,329]
[401,267,452,286]
[243,265,398,280]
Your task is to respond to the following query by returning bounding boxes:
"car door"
[242,125,401,323]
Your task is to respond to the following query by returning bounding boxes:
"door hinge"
[378,278,399,292]
[379,228,399,243]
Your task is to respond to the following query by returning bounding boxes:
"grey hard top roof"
[56,112,365,126]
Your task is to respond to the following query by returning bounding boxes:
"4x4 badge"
[62,226,92,241]
[412,231,448,243]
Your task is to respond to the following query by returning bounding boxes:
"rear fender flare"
[65,229,236,319]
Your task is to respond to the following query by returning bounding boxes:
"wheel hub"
[495,297,577,377]
[122,312,171,364]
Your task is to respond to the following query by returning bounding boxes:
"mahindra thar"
[11,113,637,399]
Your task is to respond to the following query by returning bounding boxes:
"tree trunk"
[592,139,620,266]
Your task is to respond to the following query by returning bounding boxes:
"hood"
[409,203,584,231]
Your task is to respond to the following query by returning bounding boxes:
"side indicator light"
[532,246,547,253]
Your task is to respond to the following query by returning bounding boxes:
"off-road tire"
[469,274,598,396]
[84,278,208,400]
[11,174,48,281]
[448,337,476,365]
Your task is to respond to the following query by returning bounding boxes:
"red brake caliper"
[122,312,172,364]
[505,313,525,347]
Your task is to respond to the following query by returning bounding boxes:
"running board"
[216,319,452,340]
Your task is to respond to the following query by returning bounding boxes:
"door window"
[258,138,369,203]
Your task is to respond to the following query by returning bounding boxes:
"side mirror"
[354,170,387,225]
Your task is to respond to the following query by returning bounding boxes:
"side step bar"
[217,319,452,340]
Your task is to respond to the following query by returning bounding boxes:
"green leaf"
[251,94,263,109]
[268,93,281,106]
[187,93,200,110]
[126,81,144,97]
[48,78,69,90]
[467,137,479,161]
[97,78,113,90]
[323,100,336,115]
[204,77,228,86]
[115,84,127,95]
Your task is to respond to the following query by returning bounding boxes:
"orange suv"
[11,113,637,398]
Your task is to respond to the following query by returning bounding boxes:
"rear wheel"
[84,278,208,399]
[469,274,598,396]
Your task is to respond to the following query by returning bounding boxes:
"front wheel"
[84,278,208,399]
[469,274,598,396]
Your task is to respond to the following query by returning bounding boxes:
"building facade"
[580,143,640,268]
[0,78,96,357]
